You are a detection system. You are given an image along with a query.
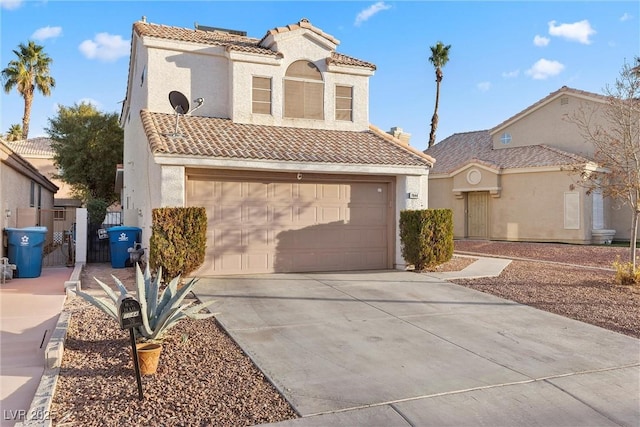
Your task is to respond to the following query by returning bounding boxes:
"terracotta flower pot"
[134,342,162,375]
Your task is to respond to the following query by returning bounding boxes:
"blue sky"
[1,1,638,151]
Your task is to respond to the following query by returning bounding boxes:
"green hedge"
[399,209,454,271]
[149,207,207,282]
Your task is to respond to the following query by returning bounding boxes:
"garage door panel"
[246,253,270,270]
[220,181,243,199]
[220,204,242,222]
[215,228,244,247]
[296,206,318,224]
[246,205,268,224]
[320,184,341,200]
[188,176,391,275]
[296,184,315,200]
[245,228,268,247]
[247,182,268,200]
[272,205,294,223]
[320,206,342,222]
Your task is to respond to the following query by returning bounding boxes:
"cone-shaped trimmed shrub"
[399,209,454,271]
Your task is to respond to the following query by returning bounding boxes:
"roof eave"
[152,154,431,176]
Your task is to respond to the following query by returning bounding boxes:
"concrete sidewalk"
[0,267,71,427]
[195,269,640,426]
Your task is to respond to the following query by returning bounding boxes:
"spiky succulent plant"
[75,263,216,340]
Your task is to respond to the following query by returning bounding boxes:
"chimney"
[388,126,411,145]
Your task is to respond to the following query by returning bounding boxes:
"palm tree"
[1,41,55,139]
[6,124,23,141]
[428,41,451,147]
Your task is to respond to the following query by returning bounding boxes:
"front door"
[466,192,489,239]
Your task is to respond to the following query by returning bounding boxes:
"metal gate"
[87,210,122,263]
[40,208,77,267]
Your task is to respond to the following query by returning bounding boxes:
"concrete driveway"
[194,270,640,426]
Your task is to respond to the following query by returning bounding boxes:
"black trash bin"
[5,226,47,278]
[107,226,142,268]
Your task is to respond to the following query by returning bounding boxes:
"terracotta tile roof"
[327,52,376,70]
[260,18,339,46]
[4,137,55,157]
[133,21,278,57]
[141,110,433,167]
[133,20,375,69]
[425,130,591,174]
[491,86,608,134]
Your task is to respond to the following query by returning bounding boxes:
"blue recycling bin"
[107,226,141,268]
[5,226,48,278]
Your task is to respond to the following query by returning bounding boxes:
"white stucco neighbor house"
[120,18,434,276]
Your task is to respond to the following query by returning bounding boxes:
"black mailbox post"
[118,296,144,400]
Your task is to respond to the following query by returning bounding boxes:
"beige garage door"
[186,173,392,275]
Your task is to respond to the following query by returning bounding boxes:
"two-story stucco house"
[425,86,632,245]
[120,18,434,276]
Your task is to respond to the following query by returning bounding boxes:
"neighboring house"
[4,137,82,235]
[425,86,630,245]
[1,139,58,257]
[120,18,434,275]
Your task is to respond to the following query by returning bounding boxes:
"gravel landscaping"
[50,241,639,425]
[452,240,640,338]
[50,266,298,426]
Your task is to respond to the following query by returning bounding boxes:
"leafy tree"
[47,102,123,203]
[5,124,23,141]
[1,41,55,139]
[428,41,451,148]
[567,58,640,272]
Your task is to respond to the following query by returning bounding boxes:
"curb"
[14,262,83,427]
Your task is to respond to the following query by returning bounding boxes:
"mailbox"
[118,295,143,330]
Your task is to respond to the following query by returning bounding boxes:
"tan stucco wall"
[608,201,635,241]
[429,169,595,244]
[22,157,75,200]
[492,94,605,158]
[491,170,591,243]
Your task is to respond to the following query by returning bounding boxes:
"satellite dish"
[169,91,190,114]
[165,91,205,138]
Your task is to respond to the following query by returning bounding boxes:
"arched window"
[284,60,324,120]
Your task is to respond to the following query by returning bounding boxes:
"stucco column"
[394,174,429,270]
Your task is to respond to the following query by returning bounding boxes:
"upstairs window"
[284,60,324,120]
[252,76,272,115]
[335,85,353,121]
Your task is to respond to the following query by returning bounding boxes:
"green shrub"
[613,259,640,286]
[86,198,109,224]
[399,209,454,271]
[149,207,207,282]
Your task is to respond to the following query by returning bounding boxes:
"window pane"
[252,76,271,115]
[286,60,322,80]
[305,82,324,119]
[335,85,352,122]
[285,80,305,118]
[253,76,271,90]
[336,85,352,97]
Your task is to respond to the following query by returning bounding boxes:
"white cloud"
[548,20,596,44]
[533,35,550,47]
[620,13,632,22]
[79,33,130,62]
[477,82,491,92]
[0,0,22,10]
[355,2,392,26]
[31,26,62,41]
[526,58,565,80]
[502,69,520,78]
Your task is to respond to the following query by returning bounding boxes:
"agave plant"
[75,263,216,340]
